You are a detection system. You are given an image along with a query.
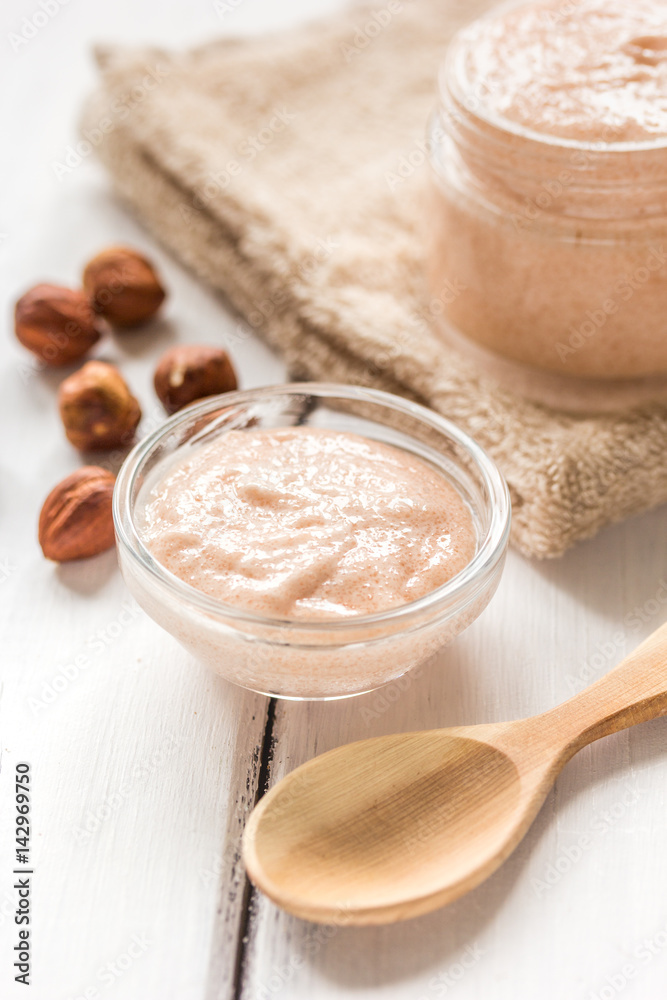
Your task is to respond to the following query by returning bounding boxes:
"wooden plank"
[4,0,667,997]
[238,509,667,999]
[0,407,271,1000]
[0,160,283,1000]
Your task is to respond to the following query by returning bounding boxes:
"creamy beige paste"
[139,428,476,621]
[465,0,667,143]
[429,0,667,382]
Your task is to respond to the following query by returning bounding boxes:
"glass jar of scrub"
[426,0,667,412]
[114,384,510,700]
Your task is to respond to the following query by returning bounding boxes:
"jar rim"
[113,383,511,637]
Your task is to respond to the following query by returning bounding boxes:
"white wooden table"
[2,2,667,998]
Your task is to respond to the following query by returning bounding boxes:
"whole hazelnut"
[58,360,141,451]
[83,246,166,327]
[14,283,102,366]
[154,345,238,414]
[39,466,116,562]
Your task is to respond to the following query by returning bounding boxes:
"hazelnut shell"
[83,246,166,327]
[14,283,102,366]
[39,466,116,562]
[58,360,142,451]
[154,345,238,414]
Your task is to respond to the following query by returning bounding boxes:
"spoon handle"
[540,620,667,754]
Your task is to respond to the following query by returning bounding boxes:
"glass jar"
[426,8,667,412]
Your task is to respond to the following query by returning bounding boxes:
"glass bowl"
[113,383,511,700]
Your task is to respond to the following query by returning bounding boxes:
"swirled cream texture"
[139,428,476,621]
[465,0,667,142]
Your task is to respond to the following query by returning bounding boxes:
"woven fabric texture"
[82,0,667,557]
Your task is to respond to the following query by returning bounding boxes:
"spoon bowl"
[244,623,667,924]
[245,731,526,923]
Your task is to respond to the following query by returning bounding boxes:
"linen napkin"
[81,0,667,557]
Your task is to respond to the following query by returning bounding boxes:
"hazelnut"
[14,283,102,366]
[39,467,116,562]
[83,246,166,327]
[58,361,141,451]
[154,345,238,414]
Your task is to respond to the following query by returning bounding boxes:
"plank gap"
[232,697,278,1000]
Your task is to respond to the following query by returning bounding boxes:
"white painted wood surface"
[2,2,667,998]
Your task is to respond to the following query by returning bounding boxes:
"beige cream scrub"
[427,0,667,410]
[115,384,510,699]
[139,427,476,621]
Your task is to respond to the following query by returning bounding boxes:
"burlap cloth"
[82,0,667,558]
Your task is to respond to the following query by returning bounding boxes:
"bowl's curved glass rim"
[114,382,511,635]
[441,1,667,156]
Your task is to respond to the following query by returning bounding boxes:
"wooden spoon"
[243,622,667,925]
